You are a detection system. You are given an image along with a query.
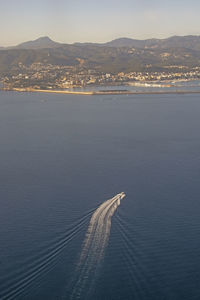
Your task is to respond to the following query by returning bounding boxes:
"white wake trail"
[69,192,125,299]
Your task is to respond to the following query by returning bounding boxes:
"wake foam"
[69,192,125,299]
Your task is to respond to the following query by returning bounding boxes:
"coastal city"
[2,0,200,299]
[1,62,200,91]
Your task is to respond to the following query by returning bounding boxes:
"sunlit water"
[0,91,200,299]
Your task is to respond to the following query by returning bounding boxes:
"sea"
[0,89,200,299]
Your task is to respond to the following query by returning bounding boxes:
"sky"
[0,0,200,46]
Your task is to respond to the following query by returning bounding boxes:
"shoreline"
[1,87,200,96]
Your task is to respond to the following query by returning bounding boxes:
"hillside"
[0,35,200,75]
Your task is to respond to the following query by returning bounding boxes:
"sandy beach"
[1,87,200,96]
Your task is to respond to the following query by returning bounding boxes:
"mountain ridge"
[1,34,200,50]
[0,35,200,75]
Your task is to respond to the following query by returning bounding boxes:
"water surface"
[0,91,200,299]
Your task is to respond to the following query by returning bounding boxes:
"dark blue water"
[0,91,200,299]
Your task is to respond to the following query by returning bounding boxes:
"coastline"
[1,87,200,96]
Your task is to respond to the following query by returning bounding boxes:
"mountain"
[157,35,200,51]
[0,35,200,75]
[104,38,148,48]
[15,36,61,49]
[0,44,200,75]
[104,35,200,51]
[1,35,200,50]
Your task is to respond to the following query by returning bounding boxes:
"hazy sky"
[1,0,200,46]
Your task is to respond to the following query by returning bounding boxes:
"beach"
[2,87,200,96]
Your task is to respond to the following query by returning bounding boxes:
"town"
[1,62,200,90]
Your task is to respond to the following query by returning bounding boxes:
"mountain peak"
[36,36,53,42]
[16,36,61,49]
